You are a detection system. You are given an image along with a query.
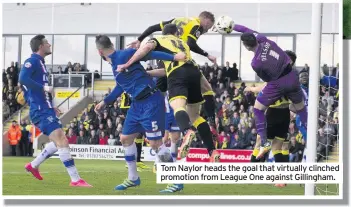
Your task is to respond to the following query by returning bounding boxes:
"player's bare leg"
[187,103,220,162]
[163,130,170,143]
[170,98,196,159]
[115,133,141,190]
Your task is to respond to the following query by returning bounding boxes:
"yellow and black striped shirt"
[120,93,131,109]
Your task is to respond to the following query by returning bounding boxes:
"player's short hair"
[241,33,257,48]
[162,24,178,35]
[95,35,113,49]
[199,11,215,23]
[285,50,297,65]
[30,35,46,53]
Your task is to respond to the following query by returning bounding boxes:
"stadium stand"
[2,59,339,164]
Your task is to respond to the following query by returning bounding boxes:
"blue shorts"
[122,91,165,140]
[30,108,62,136]
[165,112,180,132]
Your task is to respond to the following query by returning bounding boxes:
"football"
[214,15,234,34]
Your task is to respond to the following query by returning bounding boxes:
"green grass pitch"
[2,157,338,196]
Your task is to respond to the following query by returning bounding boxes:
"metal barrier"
[48,71,267,102]
[50,73,86,88]
[3,103,28,125]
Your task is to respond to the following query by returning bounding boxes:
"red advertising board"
[183,148,253,163]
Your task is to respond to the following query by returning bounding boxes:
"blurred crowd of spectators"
[3,60,339,163]
[60,61,339,163]
[3,61,25,121]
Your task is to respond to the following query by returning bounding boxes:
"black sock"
[251,149,260,162]
[251,155,260,162]
[282,150,290,162]
[136,142,142,162]
[203,94,216,126]
[174,109,193,132]
[135,133,143,162]
[195,116,216,156]
[273,151,284,163]
[282,155,289,162]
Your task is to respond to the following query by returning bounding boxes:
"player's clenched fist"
[116,64,128,72]
[207,55,217,64]
[94,101,106,114]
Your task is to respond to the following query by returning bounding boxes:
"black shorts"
[156,76,168,93]
[266,107,290,142]
[167,64,204,104]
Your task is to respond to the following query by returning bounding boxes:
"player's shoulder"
[150,37,161,45]
[189,17,201,25]
[23,57,39,69]
[118,48,137,58]
[265,38,277,47]
[121,48,136,54]
[172,17,189,23]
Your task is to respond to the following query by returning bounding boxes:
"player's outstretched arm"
[146,51,186,62]
[143,51,175,62]
[103,84,124,105]
[233,24,267,43]
[138,19,174,42]
[187,32,216,63]
[19,61,45,92]
[147,68,166,77]
[117,42,157,72]
[96,84,123,114]
[128,19,174,48]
